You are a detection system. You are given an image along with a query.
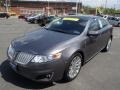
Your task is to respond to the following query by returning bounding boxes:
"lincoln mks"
[7,15,113,82]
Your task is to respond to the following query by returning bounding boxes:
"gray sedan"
[7,15,113,82]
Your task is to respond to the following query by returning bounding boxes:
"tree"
[82,5,120,15]
[82,6,96,14]
[0,0,4,7]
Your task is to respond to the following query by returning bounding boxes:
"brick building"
[9,0,82,15]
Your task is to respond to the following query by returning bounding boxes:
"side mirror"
[87,30,99,36]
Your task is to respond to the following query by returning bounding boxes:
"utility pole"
[76,0,80,15]
[105,0,107,9]
[117,0,120,9]
[47,0,50,16]
[114,4,116,10]
[5,0,8,12]
[61,0,64,15]
[4,0,10,13]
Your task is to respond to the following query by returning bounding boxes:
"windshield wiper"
[54,29,68,33]
[44,27,68,34]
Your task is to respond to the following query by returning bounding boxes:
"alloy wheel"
[68,56,82,79]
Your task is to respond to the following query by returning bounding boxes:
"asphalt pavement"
[0,18,120,90]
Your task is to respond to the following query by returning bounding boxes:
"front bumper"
[9,59,65,82]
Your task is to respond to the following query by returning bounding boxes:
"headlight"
[31,52,62,63]
[48,52,62,60]
[31,55,48,63]
[8,44,15,60]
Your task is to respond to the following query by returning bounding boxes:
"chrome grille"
[15,52,35,65]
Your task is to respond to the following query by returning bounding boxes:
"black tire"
[34,20,38,24]
[43,20,47,26]
[39,22,42,26]
[102,38,112,52]
[6,16,9,19]
[63,53,82,82]
[118,23,120,27]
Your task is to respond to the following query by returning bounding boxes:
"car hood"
[27,16,35,20]
[12,28,77,55]
[27,16,38,19]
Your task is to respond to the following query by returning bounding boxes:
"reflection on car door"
[85,19,101,61]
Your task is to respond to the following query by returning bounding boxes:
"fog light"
[46,72,54,79]
[46,74,51,78]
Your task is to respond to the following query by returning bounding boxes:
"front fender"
[62,42,85,65]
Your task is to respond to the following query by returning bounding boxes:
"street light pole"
[76,0,80,15]
[105,0,107,9]
[47,0,50,16]
[5,0,8,12]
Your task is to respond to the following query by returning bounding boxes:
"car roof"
[63,15,100,21]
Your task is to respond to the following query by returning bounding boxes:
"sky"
[20,0,120,9]
[80,0,120,9]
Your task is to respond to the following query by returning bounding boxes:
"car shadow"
[0,60,55,89]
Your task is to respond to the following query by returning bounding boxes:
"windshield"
[45,17,87,35]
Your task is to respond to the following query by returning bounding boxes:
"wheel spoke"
[68,55,81,79]
[107,39,112,50]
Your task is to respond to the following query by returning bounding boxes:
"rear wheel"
[63,53,82,82]
[6,16,9,19]
[102,38,112,52]
[118,23,120,27]
[34,20,38,24]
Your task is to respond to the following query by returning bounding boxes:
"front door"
[85,19,101,61]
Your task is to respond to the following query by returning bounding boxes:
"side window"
[115,18,119,21]
[108,17,113,20]
[89,19,100,31]
[99,18,108,28]
[111,17,115,20]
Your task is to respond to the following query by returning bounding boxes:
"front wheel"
[118,23,120,27]
[63,53,82,82]
[34,20,38,24]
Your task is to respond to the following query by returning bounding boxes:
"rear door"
[98,18,112,48]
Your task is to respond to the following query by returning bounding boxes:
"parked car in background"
[47,16,58,23]
[38,15,59,26]
[116,17,120,20]
[9,12,16,16]
[7,15,113,82]
[18,14,32,20]
[18,14,26,19]
[104,15,120,27]
[37,14,48,26]
[68,13,76,15]
[0,12,10,19]
[116,17,120,27]
[26,13,46,24]
[108,16,120,27]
